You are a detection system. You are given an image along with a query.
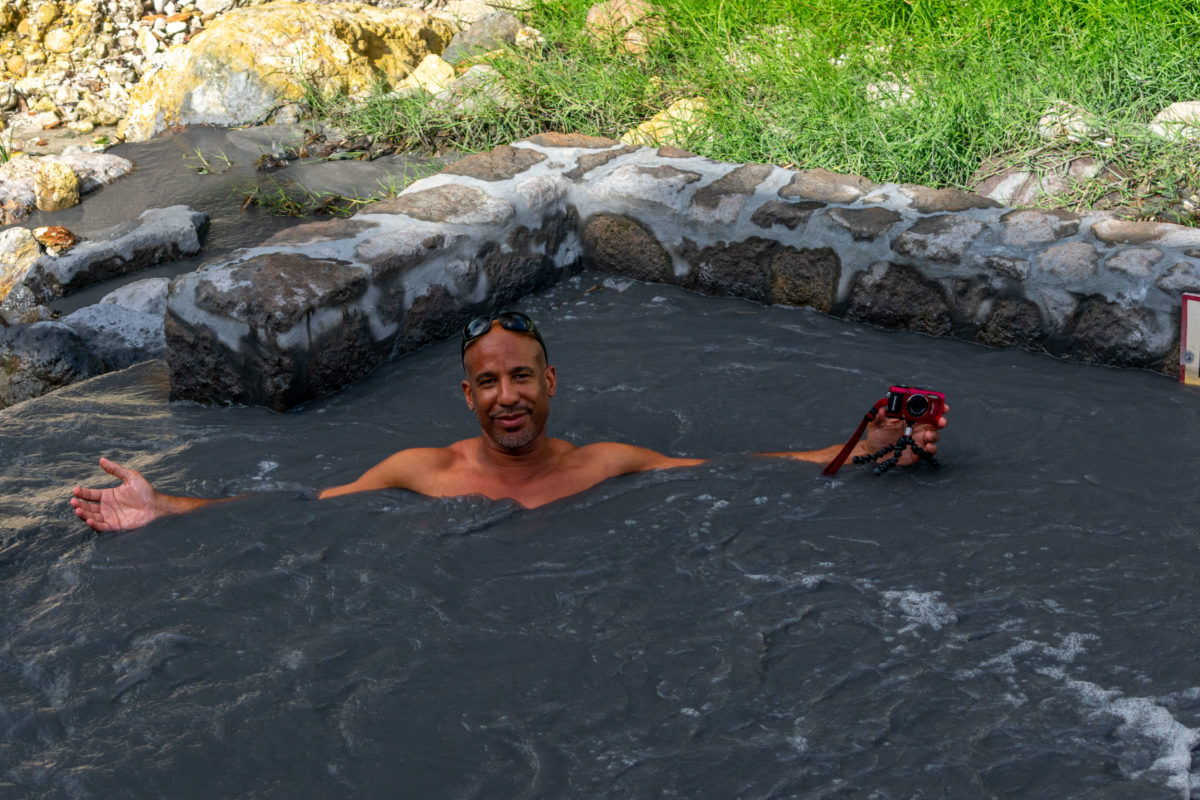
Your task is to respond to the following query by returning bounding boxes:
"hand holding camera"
[822,385,948,476]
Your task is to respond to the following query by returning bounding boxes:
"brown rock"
[768,247,841,313]
[440,145,547,181]
[900,185,1000,213]
[519,132,619,149]
[828,207,901,241]
[779,168,876,204]
[33,225,75,254]
[400,284,465,352]
[750,199,824,231]
[580,213,672,284]
[1093,218,1200,247]
[658,146,698,158]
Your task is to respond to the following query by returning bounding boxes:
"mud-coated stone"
[977,298,1046,351]
[980,256,1031,282]
[590,164,703,209]
[690,164,774,224]
[828,207,902,241]
[750,199,825,231]
[440,145,547,181]
[768,247,840,313]
[401,284,470,352]
[22,206,208,302]
[372,184,515,226]
[479,227,559,308]
[1066,297,1173,369]
[564,145,637,180]
[1156,261,1200,294]
[62,303,165,370]
[846,263,953,335]
[0,321,104,408]
[683,237,774,301]
[168,253,385,410]
[1039,242,1098,280]
[892,215,985,264]
[580,213,672,283]
[1105,248,1163,278]
[1001,208,1081,247]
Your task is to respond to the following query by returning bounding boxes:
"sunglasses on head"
[461,311,548,359]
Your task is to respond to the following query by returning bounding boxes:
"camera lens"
[905,394,930,417]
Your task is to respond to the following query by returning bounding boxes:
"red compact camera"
[884,385,945,425]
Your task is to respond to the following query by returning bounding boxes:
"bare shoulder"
[319,444,462,498]
[567,441,705,476]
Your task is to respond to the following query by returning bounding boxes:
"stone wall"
[166,133,1200,409]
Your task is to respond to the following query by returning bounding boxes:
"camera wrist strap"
[821,398,888,476]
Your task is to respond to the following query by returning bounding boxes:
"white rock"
[1038,101,1104,143]
[1149,101,1200,140]
[165,20,189,36]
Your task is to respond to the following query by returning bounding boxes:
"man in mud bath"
[71,311,949,532]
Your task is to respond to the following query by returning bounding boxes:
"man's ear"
[545,365,556,397]
[461,378,476,410]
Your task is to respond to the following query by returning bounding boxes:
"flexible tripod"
[852,424,940,475]
[821,397,942,476]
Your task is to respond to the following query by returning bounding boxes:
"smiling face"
[461,324,557,453]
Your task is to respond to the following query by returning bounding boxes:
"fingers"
[72,485,103,501]
[99,457,136,482]
[70,496,109,531]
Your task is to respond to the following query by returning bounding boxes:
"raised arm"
[760,403,949,468]
[70,457,225,533]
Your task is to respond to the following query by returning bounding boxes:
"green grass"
[303,0,1200,220]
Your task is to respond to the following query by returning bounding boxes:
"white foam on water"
[881,589,957,633]
[1063,678,1200,798]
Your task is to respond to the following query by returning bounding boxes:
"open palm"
[71,458,161,533]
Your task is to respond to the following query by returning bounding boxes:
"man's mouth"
[492,407,531,429]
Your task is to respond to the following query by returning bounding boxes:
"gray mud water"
[4,125,455,314]
[3,271,1199,798]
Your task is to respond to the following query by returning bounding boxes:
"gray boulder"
[0,321,104,408]
[99,277,171,317]
[62,303,166,370]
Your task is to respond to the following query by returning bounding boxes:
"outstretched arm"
[760,403,949,468]
[70,458,230,533]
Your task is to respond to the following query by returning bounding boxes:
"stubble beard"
[488,404,542,451]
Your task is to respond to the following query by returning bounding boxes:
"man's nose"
[497,376,519,404]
